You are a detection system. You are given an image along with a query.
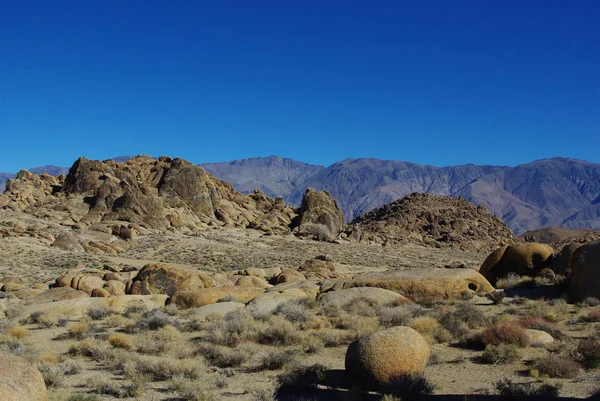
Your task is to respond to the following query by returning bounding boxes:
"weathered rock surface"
[291,188,345,240]
[345,326,430,386]
[568,240,600,303]
[318,287,410,308]
[52,231,84,252]
[480,243,554,286]
[128,264,215,296]
[322,268,493,301]
[525,329,554,346]
[167,287,265,309]
[0,351,47,401]
[189,302,246,321]
[30,287,89,303]
[347,193,514,252]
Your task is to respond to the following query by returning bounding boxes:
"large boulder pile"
[345,326,430,387]
[291,188,345,241]
[346,193,513,252]
[568,240,600,303]
[479,243,554,286]
[0,156,299,251]
[0,351,47,401]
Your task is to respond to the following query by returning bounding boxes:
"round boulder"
[345,326,430,386]
[0,351,47,400]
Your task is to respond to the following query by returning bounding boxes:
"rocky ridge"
[346,193,514,252]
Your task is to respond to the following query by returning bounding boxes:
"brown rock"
[168,287,265,309]
[291,188,345,240]
[0,351,47,401]
[104,280,126,296]
[30,287,89,303]
[568,240,600,303]
[273,269,306,285]
[74,275,105,295]
[128,263,215,296]
[91,288,111,297]
[52,231,84,252]
[345,326,430,386]
[234,276,270,289]
[323,268,493,301]
[480,243,554,286]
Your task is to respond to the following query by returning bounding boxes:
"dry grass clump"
[581,297,600,307]
[108,334,133,350]
[274,300,312,323]
[87,306,114,321]
[168,375,214,401]
[255,349,297,371]
[133,308,181,332]
[301,336,325,354]
[342,297,379,317]
[382,373,435,398]
[482,321,529,347]
[535,354,581,378]
[409,316,452,344]
[68,322,90,340]
[24,311,56,328]
[495,378,560,397]
[577,338,600,369]
[316,329,358,347]
[257,316,303,346]
[134,355,205,381]
[277,363,328,393]
[378,305,417,328]
[580,308,600,323]
[7,325,29,340]
[86,373,148,398]
[496,273,534,289]
[61,358,83,375]
[203,310,258,346]
[481,344,521,364]
[67,338,104,358]
[521,299,569,323]
[195,343,251,368]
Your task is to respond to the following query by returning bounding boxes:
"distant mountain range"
[202,156,600,234]
[3,155,600,234]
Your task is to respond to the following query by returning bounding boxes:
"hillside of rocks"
[346,193,514,252]
[0,156,302,253]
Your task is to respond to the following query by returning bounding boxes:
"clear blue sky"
[1,1,598,172]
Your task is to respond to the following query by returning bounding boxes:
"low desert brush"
[482,321,529,347]
[7,325,29,340]
[108,334,133,350]
[535,354,581,378]
[482,344,521,364]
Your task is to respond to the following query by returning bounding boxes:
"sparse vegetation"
[535,354,581,378]
[495,378,560,397]
[482,344,521,364]
[482,321,529,347]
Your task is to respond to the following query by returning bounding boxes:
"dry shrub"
[316,329,356,347]
[7,325,29,340]
[257,317,302,346]
[274,300,311,323]
[332,315,380,337]
[67,338,104,358]
[495,379,560,397]
[37,362,65,388]
[378,306,414,328]
[582,297,600,307]
[342,297,378,317]
[517,316,565,340]
[108,334,133,350]
[577,338,600,368]
[409,316,439,338]
[301,336,325,354]
[382,373,435,398]
[61,359,83,375]
[87,306,113,321]
[496,273,533,289]
[482,321,529,347]
[482,344,521,364]
[536,354,581,378]
[68,322,90,340]
[195,343,250,368]
[168,375,214,401]
[255,349,297,371]
[203,310,257,346]
[134,355,205,381]
[581,309,600,323]
[36,352,60,364]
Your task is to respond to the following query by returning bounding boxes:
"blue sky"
[1,1,598,172]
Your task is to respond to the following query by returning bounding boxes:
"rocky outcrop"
[291,188,344,240]
[167,287,265,309]
[318,287,410,308]
[128,264,216,296]
[0,156,300,253]
[0,352,47,401]
[346,193,513,252]
[345,326,430,387]
[568,240,600,303]
[322,268,494,301]
[479,243,554,286]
